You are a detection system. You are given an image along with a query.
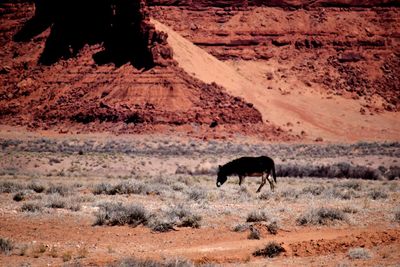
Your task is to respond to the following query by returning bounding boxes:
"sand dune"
[153,19,400,142]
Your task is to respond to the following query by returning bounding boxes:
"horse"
[216,156,277,192]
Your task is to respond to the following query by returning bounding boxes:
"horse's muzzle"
[216,182,221,187]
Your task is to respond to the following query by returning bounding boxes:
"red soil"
[0,214,399,266]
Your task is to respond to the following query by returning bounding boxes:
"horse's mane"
[220,159,239,175]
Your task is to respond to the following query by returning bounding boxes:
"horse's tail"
[272,161,277,183]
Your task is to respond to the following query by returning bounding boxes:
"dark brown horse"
[216,156,277,192]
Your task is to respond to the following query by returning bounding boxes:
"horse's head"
[216,165,227,188]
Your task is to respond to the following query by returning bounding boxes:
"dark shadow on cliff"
[13,0,154,69]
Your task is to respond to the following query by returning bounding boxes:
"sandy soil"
[152,19,400,142]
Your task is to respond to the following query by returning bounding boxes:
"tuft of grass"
[248,226,260,240]
[348,247,372,260]
[259,191,273,200]
[28,182,46,193]
[280,188,299,199]
[45,194,66,209]
[267,221,278,235]
[246,210,269,222]
[110,257,196,267]
[13,191,26,202]
[166,204,202,228]
[323,187,358,200]
[385,166,400,180]
[339,180,362,191]
[394,208,400,222]
[342,206,359,214]
[94,202,148,227]
[21,201,43,212]
[302,185,325,196]
[150,221,175,232]
[188,188,207,201]
[0,181,23,193]
[233,223,249,232]
[0,237,14,255]
[179,214,202,228]
[297,207,347,225]
[253,241,285,258]
[46,184,70,196]
[368,189,388,200]
[62,250,73,262]
[92,181,149,195]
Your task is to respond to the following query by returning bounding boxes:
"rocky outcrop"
[147,0,399,8]
[150,5,400,112]
[13,0,174,67]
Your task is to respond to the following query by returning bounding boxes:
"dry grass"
[253,241,285,258]
[0,136,399,265]
[297,207,347,225]
[0,237,14,255]
[348,247,372,260]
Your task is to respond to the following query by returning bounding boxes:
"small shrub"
[110,257,195,267]
[323,187,358,200]
[92,183,113,195]
[21,202,43,212]
[94,202,148,227]
[394,208,400,222]
[166,204,202,228]
[179,214,202,228]
[267,221,278,235]
[0,237,13,255]
[45,195,66,209]
[348,247,372,260]
[62,251,73,262]
[386,166,400,180]
[150,221,175,232]
[188,188,207,201]
[246,210,269,222]
[259,191,273,200]
[46,184,70,196]
[28,182,45,193]
[248,227,260,240]
[13,191,26,202]
[342,206,359,214]
[147,215,176,233]
[92,181,149,195]
[368,189,388,200]
[0,181,23,193]
[280,188,299,199]
[297,207,346,225]
[339,180,362,191]
[253,241,285,258]
[233,223,249,232]
[302,185,325,196]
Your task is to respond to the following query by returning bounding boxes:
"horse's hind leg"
[256,174,266,193]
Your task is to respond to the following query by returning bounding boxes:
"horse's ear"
[218,165,221,169]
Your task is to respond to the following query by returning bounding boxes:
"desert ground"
[1,0,400,266]
[0,129,399,266]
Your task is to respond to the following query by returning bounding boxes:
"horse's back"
[230,156,274,174]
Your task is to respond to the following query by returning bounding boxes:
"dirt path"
[1,214,399,266]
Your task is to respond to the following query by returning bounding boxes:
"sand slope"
[152,19,400,142]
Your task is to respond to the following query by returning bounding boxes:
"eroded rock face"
[14,0,174,68]
[147,0,399,8]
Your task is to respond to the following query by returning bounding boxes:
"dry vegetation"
[0,136,399,266]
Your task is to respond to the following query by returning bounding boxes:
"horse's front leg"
[239,175,245,186]
[256,174,266,193]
